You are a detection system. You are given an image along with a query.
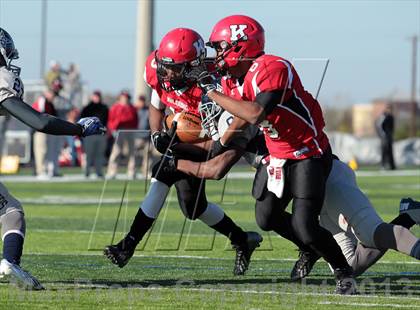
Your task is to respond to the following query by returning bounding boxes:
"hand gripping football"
[165,112,209,143]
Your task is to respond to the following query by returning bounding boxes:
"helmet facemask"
[156,50,206,92]
[199,96,222,138]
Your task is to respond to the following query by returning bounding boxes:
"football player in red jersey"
[104,28,262,275]
[188,15,356,294]
[173,107,420,280]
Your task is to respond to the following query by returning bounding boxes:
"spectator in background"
[32,89,60,178]
[134,95,152,176]
[51,78,73,119]
[50,78,75,171]
[135,95,149,132]
[65,107,80,167]
[375,104,396,170]
[106,90,138,179]
[64,63,82,106]
[80,91,109,178]
[44,60,62,90]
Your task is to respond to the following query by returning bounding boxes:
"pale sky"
[0,0,419,106]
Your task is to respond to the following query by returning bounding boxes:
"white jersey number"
[12,77,23,97]
[0,67,24,102]
[259,120,279,139]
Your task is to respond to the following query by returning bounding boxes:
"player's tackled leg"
[344,198,419,277]
[348,199,420,277]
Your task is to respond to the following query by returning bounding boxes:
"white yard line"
[55,284,420,301]
[127,286,420,301]
[318,301,420,308]
[1,169,418,183]
[1,280,418,304]
[23,251,420,265]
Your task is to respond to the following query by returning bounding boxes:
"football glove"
[186,64,217,95]
[77,117,106,137]
[151,121,178,154]
[161,153,177,174]
[209,139,229,158]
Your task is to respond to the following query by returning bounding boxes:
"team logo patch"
[230,25,247,41]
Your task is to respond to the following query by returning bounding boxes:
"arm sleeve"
[1,96,82,136]
[255,90,284,115]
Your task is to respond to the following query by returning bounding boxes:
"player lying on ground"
[104,28,262,276]
[0,28,106,290]
[169,105,420,279]
[313,191,419,278]
[189,15,357,294]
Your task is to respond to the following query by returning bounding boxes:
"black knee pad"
[175,177,208,220]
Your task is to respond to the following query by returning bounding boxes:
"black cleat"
[334,267,357,295]
[104,236,136,268]
[232,232,263,276]
[290,250,320,281]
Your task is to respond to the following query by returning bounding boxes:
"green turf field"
[0,170,419,309]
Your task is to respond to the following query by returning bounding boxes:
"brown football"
[165,112,209,143]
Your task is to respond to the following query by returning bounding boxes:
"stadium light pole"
[134,0,154,100]
[409,35,418,137]
[40,0,48,79]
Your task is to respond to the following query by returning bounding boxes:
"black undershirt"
[255,90,284,115]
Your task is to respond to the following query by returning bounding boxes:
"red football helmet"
[207,15,265,70]
[156,28,206,91]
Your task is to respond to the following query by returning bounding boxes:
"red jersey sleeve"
[244,55,294,100]
[144,51,160,92]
